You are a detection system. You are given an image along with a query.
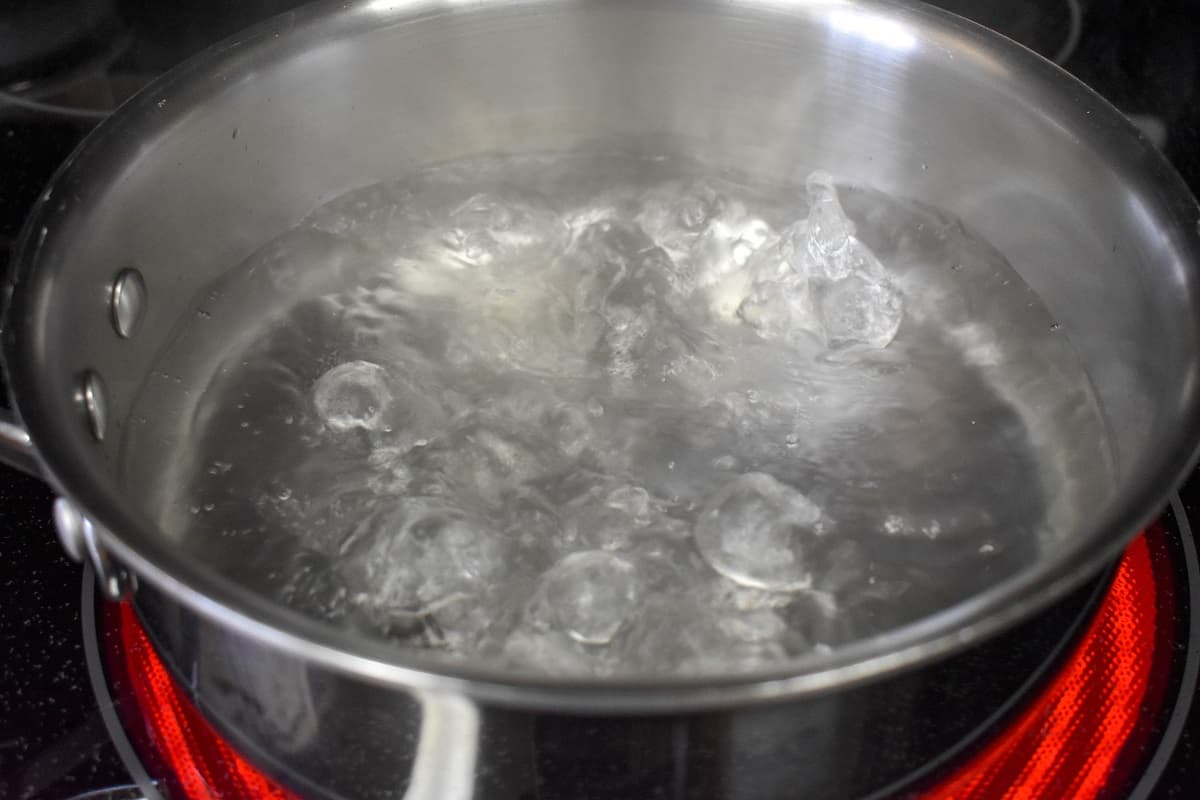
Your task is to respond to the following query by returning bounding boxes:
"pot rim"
[6,0,1200,713]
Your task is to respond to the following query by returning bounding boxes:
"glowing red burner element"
[114,602,299,800]
[919,532,1165,800]
[108,531,1173,800]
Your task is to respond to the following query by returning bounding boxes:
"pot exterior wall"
[131,577,1102,800]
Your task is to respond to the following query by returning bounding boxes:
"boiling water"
[132,154,1109,677]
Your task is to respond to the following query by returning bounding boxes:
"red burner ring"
[103,527,1177,800]
[917,526,1175,799]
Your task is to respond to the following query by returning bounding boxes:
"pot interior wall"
[12,0,1200,662]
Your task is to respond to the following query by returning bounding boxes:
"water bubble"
[541,403,596,459]
[564,219,672,313]
[527,551,639,645]
[279,550,348,621]
[693,473,822,591]
[414,415,561,505]
[606,485,652,521]
[718,609,787,642]
[347,500,504,616]
[712,454,738,471]
[435,191,567,270]
[503,628,595,675]
[678,186,723,230]
[737,252,821,344]
[817,273,903,349]
[691,202,774,295]
[621,587,787,674]
[313,360,392,432]
[635,180,726,270]
[795,172,855,273]
[563,483,659,551]
[741,174,903,351]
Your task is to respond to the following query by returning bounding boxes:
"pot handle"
[0,408,43,478]
[0,406,133,599]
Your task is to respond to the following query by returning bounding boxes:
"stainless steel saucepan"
[4,0,1200,797]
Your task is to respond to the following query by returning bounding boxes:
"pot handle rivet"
[78,370,109,442]
[111,268,147,339]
